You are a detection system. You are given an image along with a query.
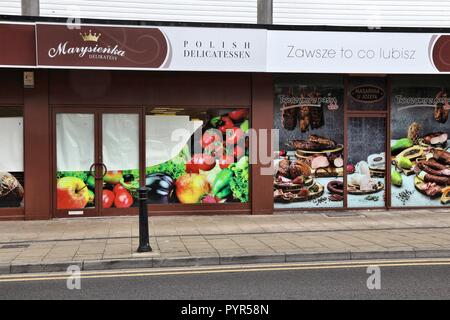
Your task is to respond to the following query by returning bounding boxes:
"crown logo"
[80,30,101,42]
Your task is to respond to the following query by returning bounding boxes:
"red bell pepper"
[228,109,248,122]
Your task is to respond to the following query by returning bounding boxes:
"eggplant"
[123,174,134,183]
[145,173,175,203]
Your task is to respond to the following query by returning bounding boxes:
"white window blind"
[273,0,450,28]
[40,0,257,24]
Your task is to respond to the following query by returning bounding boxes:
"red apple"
[57,177,90,209]
[175,173,211,204]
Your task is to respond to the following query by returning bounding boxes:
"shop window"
[390,76,450,207]
[0,107,24,208]
[145,107,250,205]
[273,75,345,209]
[348,77,387,111]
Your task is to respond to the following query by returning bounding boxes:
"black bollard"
[137,186,152,253]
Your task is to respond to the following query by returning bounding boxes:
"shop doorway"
[345,76,389,209]
[346,115,388,208]
[52,108,143,218]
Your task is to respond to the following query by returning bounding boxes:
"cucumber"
[391,138,413,155]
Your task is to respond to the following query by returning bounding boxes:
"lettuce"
[56,171,89,182]
[229,157,249,203]
[146,158,186,180]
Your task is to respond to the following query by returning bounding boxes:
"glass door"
[54,108,141,217]
[100,111,141,213]
[346,116,387,208]
[55,111,98,216]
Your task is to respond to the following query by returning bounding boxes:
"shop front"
[269,31,450,211]
[0,19,449,221]
[49,70,261,218]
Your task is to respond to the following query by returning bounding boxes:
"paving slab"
[1,209,450,274]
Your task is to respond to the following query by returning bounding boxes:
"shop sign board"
[0,22,36,67]
[350,85,385,103]
[267,30,450,74]
[36,23,267,72]
[3,22,450,74]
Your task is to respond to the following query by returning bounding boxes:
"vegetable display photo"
[56,169,140,209]
[390,77,450,207]
[145,107,250,205]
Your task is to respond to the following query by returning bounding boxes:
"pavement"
[1,208,450,274]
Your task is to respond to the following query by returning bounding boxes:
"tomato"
[114,190,134,208]
[228,109,248,122]
[102,189,115,209]
[218,155,234,169]
[113,184,127,195]
[201,130,222,148]
[225,127,245,145]
[234,146,245,159]
[204,141,224,158]
[186,154,216,173]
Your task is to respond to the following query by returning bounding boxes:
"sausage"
[433,149,450,165]
[414,165,450,185]
[327,180,344,195]
[415,161,450,177]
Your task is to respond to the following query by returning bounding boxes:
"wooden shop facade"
[0,18,449,220]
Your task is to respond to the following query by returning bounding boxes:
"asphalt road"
[0,260,449,300]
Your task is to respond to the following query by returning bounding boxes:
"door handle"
[100,163,108,179]
[89,163,108,180]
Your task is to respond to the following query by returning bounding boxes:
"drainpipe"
[257,0,273,24]
[21,0,40,16]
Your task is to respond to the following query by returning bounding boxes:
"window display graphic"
[101,113,140,209]
[56,113,140,210]
[390,79,449,207]
[273,76,344,209]
[347,117,386,208]
[0,114,24,208]
[145,108,250,204]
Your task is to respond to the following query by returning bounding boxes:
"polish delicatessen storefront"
[0,20,449,221]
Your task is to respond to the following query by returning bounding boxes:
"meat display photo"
[0,114,24,208]
[274,76,344,209]
[390,81,450,207]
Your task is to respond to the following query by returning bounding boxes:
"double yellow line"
[1,258,450,283]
